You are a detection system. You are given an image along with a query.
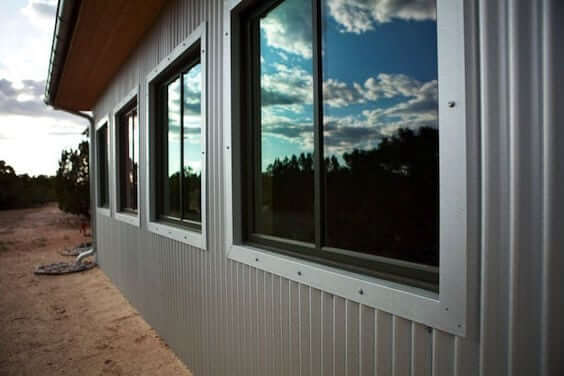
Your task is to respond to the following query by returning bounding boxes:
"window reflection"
[244,0,440,274]
[256,0,315,243]
[321,0,439,266]
[119,106,138,212]
[182,63,202,223]
[97,124,109,208]
[163,78,181,219]
[158,58,203,227]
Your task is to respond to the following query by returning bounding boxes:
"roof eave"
[44,0,81,108]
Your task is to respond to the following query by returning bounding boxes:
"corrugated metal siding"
[93,0,563,375]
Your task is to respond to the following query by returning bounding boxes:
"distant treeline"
[0,161,56,210]
[0,140,90,216]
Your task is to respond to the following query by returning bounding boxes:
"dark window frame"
[96,122,110,209]
[116,99,139,214]
[237,0,439,291]
[153,46,202,232]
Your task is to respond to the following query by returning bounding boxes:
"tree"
[0,161,56,210]
[260,126,440,266]
[55,141,90,217]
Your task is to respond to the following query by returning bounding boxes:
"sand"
[0,204,192,376]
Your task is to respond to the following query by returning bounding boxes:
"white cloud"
[0,1,86,176]
[354,73,423,100]
[261,63,313,106]
[22,0,57,31]
[262,72,438,155]
[327,0,436,34]
[0,78,75,120]
[323,73,434,109]
[323,79,364,108]
[260,0,312,59]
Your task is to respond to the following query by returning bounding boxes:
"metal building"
[45,0,563,375]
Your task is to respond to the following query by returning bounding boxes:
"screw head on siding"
[358,289,364,295]
[448,101,456,108]
[297,271,302,276]
[255,258,259,262]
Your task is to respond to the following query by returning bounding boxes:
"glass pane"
[131,110,138,210]
[97,125,109,208]
[256,0,314,242]
[120,108,138,211]
[321,0,439,266]
[182,64,202,223]
[119,116,129,209]
[162,78,181,219]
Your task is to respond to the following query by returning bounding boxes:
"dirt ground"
[0,204,192,376]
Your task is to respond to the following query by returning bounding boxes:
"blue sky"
[0,0,86,176]
[258,0,438,169]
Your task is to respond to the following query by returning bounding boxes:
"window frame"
[95,115,111,217]
[224,0,472,336]
[145,22,207,249]
[239,0,439,291]
[112,86,140,227]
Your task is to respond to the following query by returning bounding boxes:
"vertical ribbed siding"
[541,2,564,376]
[477,0,563,376]
[92,0,563,375]
[99,206,467,376]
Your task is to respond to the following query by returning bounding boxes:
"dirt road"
[0,204,192,376]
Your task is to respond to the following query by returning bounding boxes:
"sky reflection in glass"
[254,0,439,265]
[163,78,181,218]
[257,0,315,242]
[182,63,202,222]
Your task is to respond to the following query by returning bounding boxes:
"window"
[96,118,110,214]
[157,62,202,229]
[146,23,207,249]
[113,89,140,226]
[226,0,470,336]
[237,0,439,290]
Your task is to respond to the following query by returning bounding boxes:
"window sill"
[147,220,205,249]
[227,242,465,337]
[115,211,140,227]
[96,207,111,217]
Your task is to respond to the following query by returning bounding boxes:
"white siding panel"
[412,323,432,376]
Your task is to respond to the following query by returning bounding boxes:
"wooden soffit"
[53,0,168,111]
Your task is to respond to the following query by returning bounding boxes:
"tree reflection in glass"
[163,78,181,219]
[320,0,439,265]
[256,0,315,243]
[119,107,138,212]
[250,0,440,267]
[182,63,202,223]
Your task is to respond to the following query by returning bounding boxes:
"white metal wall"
[93,0,563,375]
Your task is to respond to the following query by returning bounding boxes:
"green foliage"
[261,126,439,266]
[55,141,90,217]
[0,161,57,210]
